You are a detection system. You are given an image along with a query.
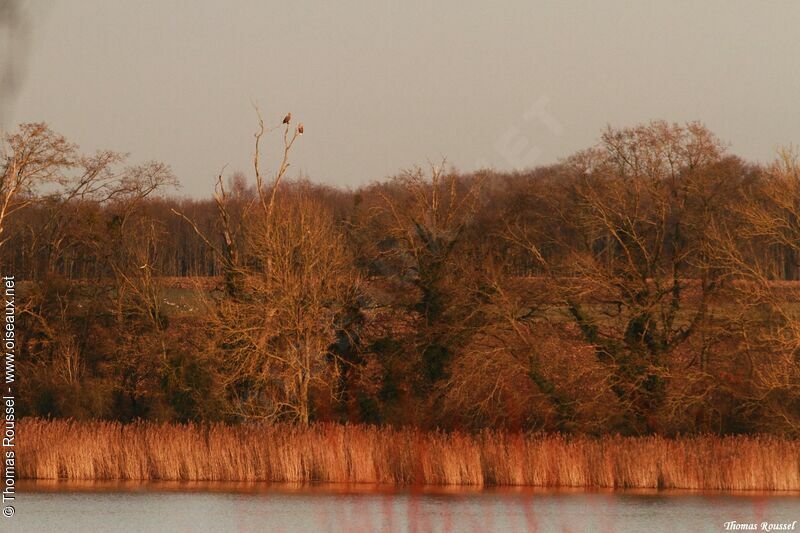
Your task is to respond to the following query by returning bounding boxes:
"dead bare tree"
[176,111,359,423]
[213,189,359,423]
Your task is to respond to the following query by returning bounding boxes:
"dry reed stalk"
[16,419,800,491]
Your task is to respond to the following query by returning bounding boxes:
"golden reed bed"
[17,419,800,491]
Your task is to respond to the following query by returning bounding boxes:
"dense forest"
[2,119,799,436]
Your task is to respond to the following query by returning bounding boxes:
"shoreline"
[17,479,800,497]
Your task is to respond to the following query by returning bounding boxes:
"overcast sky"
[5,1,800,196]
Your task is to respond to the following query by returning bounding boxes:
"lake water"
[7,481,799,532]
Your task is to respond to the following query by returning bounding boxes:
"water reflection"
[12,481,800,533]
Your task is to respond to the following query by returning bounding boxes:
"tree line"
[1,119,798,436]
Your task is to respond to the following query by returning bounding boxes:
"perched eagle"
[297,123,304,135]
[282,112,291,125]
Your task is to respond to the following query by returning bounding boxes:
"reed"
[17,419,800,491]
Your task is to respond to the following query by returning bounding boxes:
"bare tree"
[0,123,76,253]
[707,148,800,435]
[213,188,359,423]
[507,121,735,434]
[176,112,359,423]
[375,164,485,378]
[440,265,615,432]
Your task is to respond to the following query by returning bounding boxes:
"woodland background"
[2,119,799,437]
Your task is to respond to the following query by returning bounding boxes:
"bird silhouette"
[297,123,304,135]
[282,113,291,125]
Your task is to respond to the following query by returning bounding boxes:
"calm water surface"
[8,481,800,532]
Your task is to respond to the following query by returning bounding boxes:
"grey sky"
[5,1,800,196]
